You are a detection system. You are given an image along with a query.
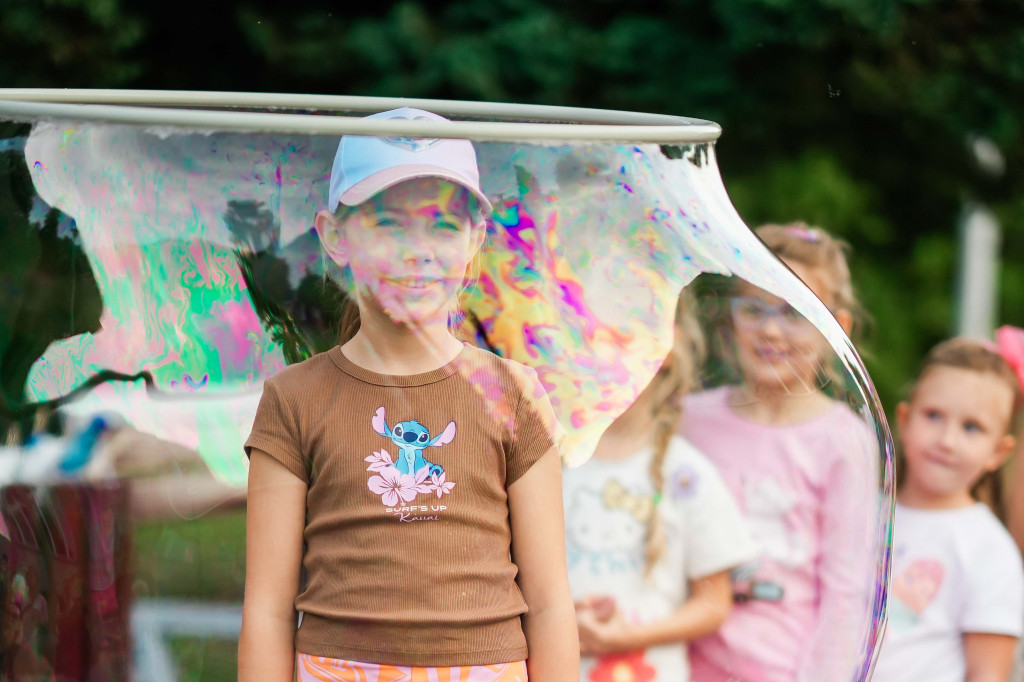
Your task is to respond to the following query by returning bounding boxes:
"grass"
[133,509,246,679]
[133,510,246,601]
[167,636,239,682]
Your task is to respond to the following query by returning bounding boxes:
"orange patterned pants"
[295,654,528,681]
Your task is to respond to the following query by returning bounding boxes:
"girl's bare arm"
[508,446,579,681]
[964,633,1018,682]
[238,449,307,682]
[576,570,732,655]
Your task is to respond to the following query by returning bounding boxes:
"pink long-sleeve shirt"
[681,387,880,682]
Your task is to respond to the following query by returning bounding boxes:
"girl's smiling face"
[898,366,1016,507]
[317,177,484,327]
[730,259,836,394]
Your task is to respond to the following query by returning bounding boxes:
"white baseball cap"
[328,107,492,216]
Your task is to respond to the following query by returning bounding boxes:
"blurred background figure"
[564,293,755,681]
[872,335,1024,682]
[681,225,879,682]
[0,408,244,681]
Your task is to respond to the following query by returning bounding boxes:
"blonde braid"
[644,292,703,577]
[644,397,681,577]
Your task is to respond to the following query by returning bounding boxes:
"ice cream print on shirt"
[366,406,457,521]
[887,557,945,632]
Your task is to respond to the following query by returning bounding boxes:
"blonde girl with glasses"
[680,223,879,682]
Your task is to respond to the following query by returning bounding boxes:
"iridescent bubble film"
[0,109,892,681]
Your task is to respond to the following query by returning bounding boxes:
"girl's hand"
[577,570,735,658]
[577,605,635,655]
[575,595,617,622]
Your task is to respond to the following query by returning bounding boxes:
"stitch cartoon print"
[366,407,458,514]
[372,406,456,476]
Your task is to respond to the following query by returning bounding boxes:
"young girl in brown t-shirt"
[238,108,578,682]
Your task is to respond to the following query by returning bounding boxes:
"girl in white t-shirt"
[873,331,1024,682]
[563,296,755,682]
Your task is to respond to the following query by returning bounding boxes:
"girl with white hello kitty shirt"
[563,298,755,682]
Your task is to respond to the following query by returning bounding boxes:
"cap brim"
[339,164,493,217]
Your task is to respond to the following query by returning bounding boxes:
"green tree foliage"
[1,0,1023,412]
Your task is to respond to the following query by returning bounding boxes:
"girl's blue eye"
[963,421,983,434]
[924,409,942,421]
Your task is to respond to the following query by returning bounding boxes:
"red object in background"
[0,482,131,681]
[589,650,658,682]
[46,486,89,681]
[82,483,132,681]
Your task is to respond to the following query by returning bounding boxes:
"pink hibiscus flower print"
[429,471,455,498]
[367,466,419,506]
[365,450,394,473]
[410,466,434,495]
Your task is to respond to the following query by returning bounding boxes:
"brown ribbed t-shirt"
[244,344,562,666]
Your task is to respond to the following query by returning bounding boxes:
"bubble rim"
[0,89,721,143]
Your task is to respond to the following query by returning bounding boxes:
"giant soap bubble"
[0,91,892,681]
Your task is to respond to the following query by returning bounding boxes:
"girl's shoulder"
[263,349,340,396]
[460,344,535,372]
[682,386,731,409]
[819,398,871,429]
[958,505,1018,551]
[684,387,869,430]
[817,400,878,455]
[680,387,733,424]
[458,345,545,397]
[663,435,715,470]
[963,507,1024,578]
[900,504,1021,560]
[655,436,737,503]
[460,343,532,372]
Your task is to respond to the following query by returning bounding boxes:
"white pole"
[955,135,1005,340]
[955,203,1001,340]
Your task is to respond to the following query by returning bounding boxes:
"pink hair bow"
[996,325,1024,392]
[784,226,822,242]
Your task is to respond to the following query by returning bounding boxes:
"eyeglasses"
[729,296,817,334]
